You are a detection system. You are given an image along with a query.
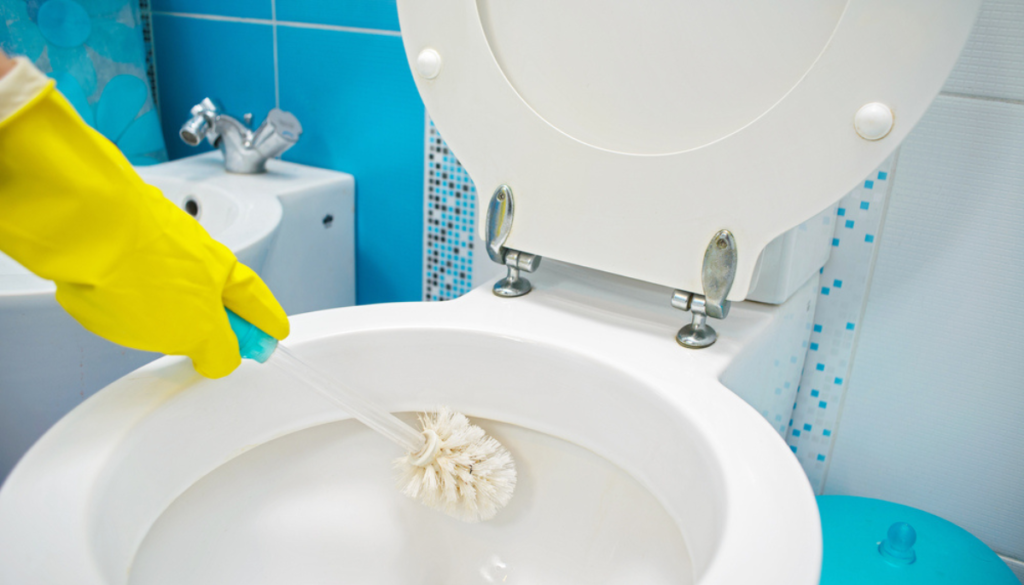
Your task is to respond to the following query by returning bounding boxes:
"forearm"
[0,51,16,78]
[0,55,49,124]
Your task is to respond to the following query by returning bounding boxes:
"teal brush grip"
[226,308,278,363]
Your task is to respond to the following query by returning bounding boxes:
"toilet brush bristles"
[395,407,516,523]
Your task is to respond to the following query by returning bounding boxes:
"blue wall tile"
[277,27,423,304]
[152,0,272,20]
[276,0,400,31]
[152,15,276,161]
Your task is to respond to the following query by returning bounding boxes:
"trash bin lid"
[817,496,1018,585]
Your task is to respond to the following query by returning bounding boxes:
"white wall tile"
[823,95,1024,559]
[943,0,1024,102]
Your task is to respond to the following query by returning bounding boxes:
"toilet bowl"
[0,262,821,584]
[0,1,981,583]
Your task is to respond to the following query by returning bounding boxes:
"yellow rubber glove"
[0,61,289,378]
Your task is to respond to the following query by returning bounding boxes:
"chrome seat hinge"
[486,185,542,297]
[671,230,737,348]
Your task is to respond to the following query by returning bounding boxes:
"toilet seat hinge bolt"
[672,230,737,349]
[486,185,542,298]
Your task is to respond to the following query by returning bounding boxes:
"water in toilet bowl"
[127,417,693,584]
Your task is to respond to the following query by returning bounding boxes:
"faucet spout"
[179,98,303,174]
[179,98,220,146]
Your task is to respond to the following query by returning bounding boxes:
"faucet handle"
[262,108,302,143]
[250,108,303,162]
[190,97,220,117]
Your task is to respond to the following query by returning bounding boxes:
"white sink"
[0,153,354,484]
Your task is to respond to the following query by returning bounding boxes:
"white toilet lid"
[398,0,979,299]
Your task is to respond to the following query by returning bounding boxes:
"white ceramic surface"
[398,0,980,300]
[0,262,821,585]
[0,153,354,484]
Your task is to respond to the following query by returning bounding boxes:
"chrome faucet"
[179,98,303,174]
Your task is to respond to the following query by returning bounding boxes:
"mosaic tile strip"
[139,0,158,112]
[423,119,478,301]
[786,155,897,492]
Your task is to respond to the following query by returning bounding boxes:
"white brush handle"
[269,344,426,454]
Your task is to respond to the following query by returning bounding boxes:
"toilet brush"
[226,309,517,523]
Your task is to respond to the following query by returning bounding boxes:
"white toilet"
[0,2,979,584]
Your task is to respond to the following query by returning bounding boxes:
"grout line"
[271,0,279,109]
[275,19,402,37]
[152,11,272,25]
[151,11,401,37]
[938,91,1024,106]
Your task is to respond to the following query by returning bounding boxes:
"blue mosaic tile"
[423,121,477,301]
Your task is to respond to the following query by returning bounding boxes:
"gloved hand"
[0,57,289,378]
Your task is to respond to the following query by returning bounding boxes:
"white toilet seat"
[398,0,980,298]
[0,264,821,584]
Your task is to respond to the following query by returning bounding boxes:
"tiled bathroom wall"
[149,0,424,305]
